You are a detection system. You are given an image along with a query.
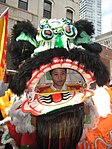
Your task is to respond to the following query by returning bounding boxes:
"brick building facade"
[100,46,112,79]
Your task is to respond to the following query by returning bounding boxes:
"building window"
[66,9,73,22]
[43,0,52,19]
[0,0,6,3]
[18,0,28,10]
[104,40,110,46]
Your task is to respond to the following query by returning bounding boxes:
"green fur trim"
[74,31,93,45]
[16,32,37,47]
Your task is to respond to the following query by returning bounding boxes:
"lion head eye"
[41,28,53,40]
[65,25,77,38]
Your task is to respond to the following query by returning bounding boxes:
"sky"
[102,0,112,34]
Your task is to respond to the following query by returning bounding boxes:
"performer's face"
[50,68,67,89]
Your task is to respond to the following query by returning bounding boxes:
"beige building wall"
[37,0,79,24]
[95,31,112,49]
[0,0,79,35]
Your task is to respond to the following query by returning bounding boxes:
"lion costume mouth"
[22,89,93,116]
[21,57,94,116]
[26,58,94,90]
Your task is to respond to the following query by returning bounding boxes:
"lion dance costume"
[0,18,112,149]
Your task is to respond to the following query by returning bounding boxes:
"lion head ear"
[74,19,94,36]
[8,20,37,70]
[74,19,102,55]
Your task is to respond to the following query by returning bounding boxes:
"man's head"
[50,68,67,89]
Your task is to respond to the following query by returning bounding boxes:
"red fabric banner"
[0,8,8,81]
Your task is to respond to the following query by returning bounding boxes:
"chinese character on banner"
[0,8,9,82]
